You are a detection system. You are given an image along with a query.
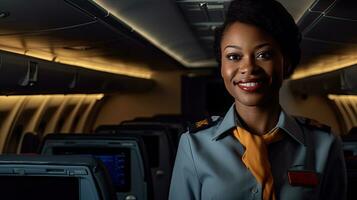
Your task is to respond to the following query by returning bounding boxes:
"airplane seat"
[95,125,117,134]
[150,114,189,141]
[342,133,357,158]
[348,127,357,135]
[96,124,176,200]
[342,132,357,200]
[40,134,154,200]
[344,157,357,200]
[151,114,187,124]
[0,155,115,200]
[20,132,40,154]
[131,114,189,142]
[119,120,187,150]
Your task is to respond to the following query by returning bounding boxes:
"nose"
[239,56,257,75]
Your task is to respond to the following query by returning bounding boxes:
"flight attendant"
[169,0,347,199]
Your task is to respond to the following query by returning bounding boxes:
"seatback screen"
[0,176,79,200]
[52,147,131,192]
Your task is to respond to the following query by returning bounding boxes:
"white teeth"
[238,82,259,87]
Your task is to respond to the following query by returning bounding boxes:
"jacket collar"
[211,104,236,141]
[211,104,305,145]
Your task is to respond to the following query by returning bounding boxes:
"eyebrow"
[223,43,272,51]
[255,43,271,49]
[223,45,241,50]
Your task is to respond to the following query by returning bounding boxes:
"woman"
[169,0,346,199]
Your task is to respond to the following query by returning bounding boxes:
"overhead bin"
[0,0,96,35]
[0,51,155,95]
[289,64,357,96]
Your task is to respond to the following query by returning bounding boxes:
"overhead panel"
[327,0,357,20]
[0,0,184,79]
[310,0,357,44]
[94,0,213,68]
[293,0,357,79]
[0,20,163,67]
[300,0,357,50]
[176,0,313,64]
[305,17,357,44]
[0,22,118,49]
[176,0,230,57]
[0,0,95,35]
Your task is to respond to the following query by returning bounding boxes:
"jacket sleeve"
[320,135,347,200]
[169,133,201,200]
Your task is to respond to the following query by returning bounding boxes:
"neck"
[235,99,281,135]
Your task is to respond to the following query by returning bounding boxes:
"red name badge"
[288,170,319,187]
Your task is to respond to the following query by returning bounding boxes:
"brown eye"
[226,54,242,61]
[257,51,273,60]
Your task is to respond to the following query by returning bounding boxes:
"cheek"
[221,64,234,94]
[220,63,234,81]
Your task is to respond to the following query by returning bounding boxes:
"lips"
[233,79,264,92]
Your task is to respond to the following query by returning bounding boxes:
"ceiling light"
[63,46,94,51]
[0,44,153,79]
[291,47,357,80]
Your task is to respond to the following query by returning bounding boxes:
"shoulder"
[178,116,222,145]
[176,116,222,158]
[188,116,222,135]
[293,116,331,133]
[293,116,342,153]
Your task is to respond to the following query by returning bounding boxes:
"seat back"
[20,132,40,154]
[40,134,153,200]
[0,155,115,200]
[342,136,357,200]
[96,124,176,200]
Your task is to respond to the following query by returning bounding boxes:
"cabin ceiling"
[0,0,181,78]
[298,0,357,64]
[93,0,315,68]
[0,0,356,77]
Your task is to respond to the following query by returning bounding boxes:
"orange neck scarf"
[233,126,284,200]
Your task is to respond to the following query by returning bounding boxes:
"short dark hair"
[214,0,301,77]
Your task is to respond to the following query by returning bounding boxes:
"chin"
[235,92,278,107]
[227,86,279,107]
[236,97,265,107]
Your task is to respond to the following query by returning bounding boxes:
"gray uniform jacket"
[169,104,347,200]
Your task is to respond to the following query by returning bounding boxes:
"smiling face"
[220,21,285,108]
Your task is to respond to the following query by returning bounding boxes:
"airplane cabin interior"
[0,0,356,199]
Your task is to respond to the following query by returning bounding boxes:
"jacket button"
[251,187,258,194]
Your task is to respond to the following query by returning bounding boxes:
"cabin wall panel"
[75,99,98,133]
[0,94,103,152]
[60,96,86,133]
[0,96,27,153]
